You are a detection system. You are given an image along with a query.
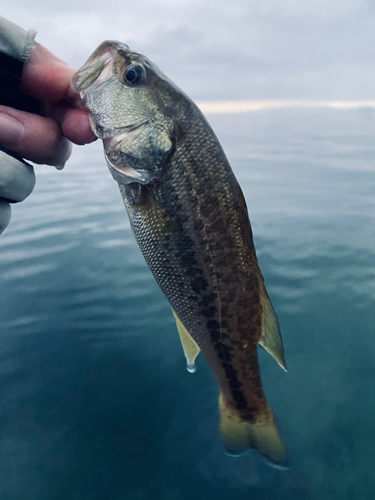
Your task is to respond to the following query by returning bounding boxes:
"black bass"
[72,41,288,467]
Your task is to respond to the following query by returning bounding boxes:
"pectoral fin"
[172,309,200,373]
[258,291,287,372]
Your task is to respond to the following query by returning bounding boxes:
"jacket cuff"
[0,16,37,62]
[0,17,41,114]
[22,27,37,61]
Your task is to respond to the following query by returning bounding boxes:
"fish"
[71,41,288,467]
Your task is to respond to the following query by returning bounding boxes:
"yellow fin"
[172,309,200,373]
[219,394,288,468]
[258,291,287,371]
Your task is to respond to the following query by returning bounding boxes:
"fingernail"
[0,113,25,147]
[52,138,72,170]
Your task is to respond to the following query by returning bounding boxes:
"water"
[1,108,374,500]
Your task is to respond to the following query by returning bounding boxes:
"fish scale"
[72,40,288,467]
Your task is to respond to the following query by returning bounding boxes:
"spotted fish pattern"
[72,41,288,467]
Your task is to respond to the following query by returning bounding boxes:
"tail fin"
[219,394,288,468]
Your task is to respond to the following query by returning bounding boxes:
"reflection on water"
[0,108,374,500]
[197,99,375,114]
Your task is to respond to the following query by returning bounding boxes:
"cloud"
[2,0,375,100]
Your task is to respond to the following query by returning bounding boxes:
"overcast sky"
[3,0,375,101]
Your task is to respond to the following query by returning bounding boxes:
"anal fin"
[258,290,287,372]
[172,309,200,373]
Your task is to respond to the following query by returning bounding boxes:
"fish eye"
[123,65,144,85]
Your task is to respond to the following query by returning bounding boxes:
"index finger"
[20,43,74,103]
[20,43,96,146]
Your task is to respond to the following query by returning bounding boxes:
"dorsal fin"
[172,309,200,373]
[258,291,287,372]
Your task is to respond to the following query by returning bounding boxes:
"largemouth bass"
[72,41,288,467]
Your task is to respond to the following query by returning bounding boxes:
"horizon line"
[196,99,375,114]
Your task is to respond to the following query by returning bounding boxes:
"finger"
[0,199,11,235]
[44,103,96,146]
[21,43,97,146]
[21,43,75,103]
[62,108,97,145]
[0,106,71,167]
[0,149,35,202]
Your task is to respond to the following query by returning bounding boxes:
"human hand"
[0,150,35,233]
[0,42,95,167]
[0,42,95,234]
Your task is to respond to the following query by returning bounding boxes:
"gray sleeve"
[0,16,37,62]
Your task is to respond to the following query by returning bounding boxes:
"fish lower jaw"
[88,115,117,140]
[104,153,156,185]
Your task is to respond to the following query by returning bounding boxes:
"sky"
[3,0,375,101]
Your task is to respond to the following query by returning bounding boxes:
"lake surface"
[1,108,374,500]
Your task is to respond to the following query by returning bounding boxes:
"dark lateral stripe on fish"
[165,195,251,412]
[73,41,288,465]
[163,171,259,414]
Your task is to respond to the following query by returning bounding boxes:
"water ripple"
[1,242,78,264]
[1,109,374,500]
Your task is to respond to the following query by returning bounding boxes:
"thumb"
[0,199,11,235]
[0,106,71,167]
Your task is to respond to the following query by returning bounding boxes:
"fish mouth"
[103,121,157,185]
[71,41,157,185]
[71,41,147,142]
[105,151,156,185]
[71,41,128,97]
[87,112,155,186]
[87,114,148,141]
[102,121,149,145]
